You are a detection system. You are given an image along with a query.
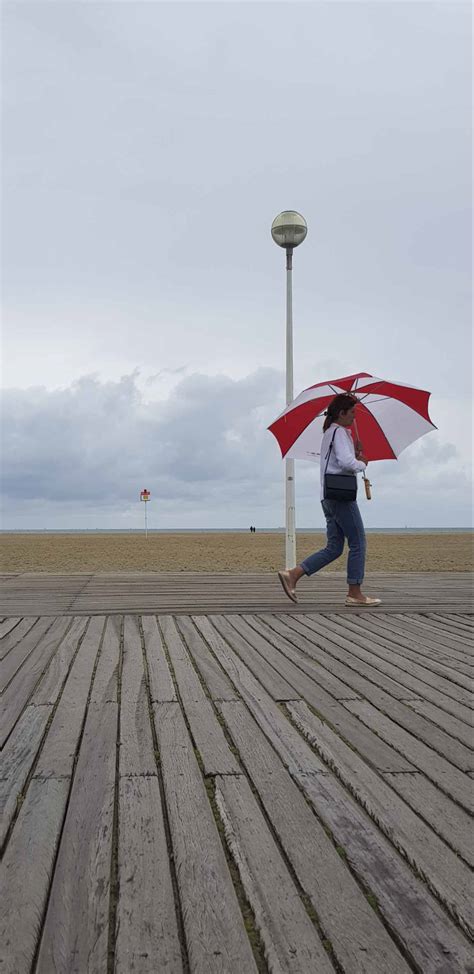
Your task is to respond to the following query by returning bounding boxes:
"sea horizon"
[1,528,472,535]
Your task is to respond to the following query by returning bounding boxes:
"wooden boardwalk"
[0,569,472,615]
[1,574,473,972]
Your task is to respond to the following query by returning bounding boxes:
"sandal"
[278,571,298,603]
[345,596,382,607]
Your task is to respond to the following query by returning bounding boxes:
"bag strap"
[324,427,339,476]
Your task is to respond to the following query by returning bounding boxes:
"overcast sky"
[2,1,472,530]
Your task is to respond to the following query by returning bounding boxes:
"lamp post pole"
[285,246,296,570]
[271,211,307,570]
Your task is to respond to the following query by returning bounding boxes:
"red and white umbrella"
[268,371,437,462]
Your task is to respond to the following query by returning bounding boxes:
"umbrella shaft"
[285,458,296,569]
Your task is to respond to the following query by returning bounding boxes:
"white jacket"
[320,423,367,501]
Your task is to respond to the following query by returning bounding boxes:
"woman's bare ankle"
[290,566,305,587]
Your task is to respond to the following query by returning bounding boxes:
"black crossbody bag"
[323,428,357,502]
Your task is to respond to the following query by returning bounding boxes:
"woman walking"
[278,393,381,606]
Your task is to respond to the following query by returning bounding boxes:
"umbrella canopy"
[268,372,436,462]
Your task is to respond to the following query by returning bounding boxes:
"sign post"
[140,489,150,539]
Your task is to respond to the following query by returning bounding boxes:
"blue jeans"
[301,500,366,585]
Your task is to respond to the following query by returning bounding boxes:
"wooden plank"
[312,614,473,704]
[0,617,38,659]
[152,701,258,974]
[382,772,474,867]
[193,616,326,775]
[342,612,473,675]
[288,700,474,938]
[121,616,156,776]
[263,613,420,702]
[428,613,474,634]
[36,701,118,974]
[355,613,474,668]
[219,699,472,974]
[34,616,105,779]
[0,617,21,639]
[230,614,360,700]
[0,617,73,749]
[343,699,474,810]
[141,614,176,702]
[0,777,70,974]
[234,615,414,772]
[211,614,300,701]
[0,704,52,848]
[218,702,410,974]
[30,617,89,705]
[0,617,53,690]
[363,612,473,662]
[406,698,473,749]
[89,614,121,703]
[258,614,471,772]
[396,613,473,648]
[115,775,183,973]
[215,773,337,973]
[175,614,239,700]
[160,615,240,774]
[297,613,474,724]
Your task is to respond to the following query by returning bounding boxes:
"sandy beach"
[1,532,472,574]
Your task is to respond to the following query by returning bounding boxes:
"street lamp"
[271,210,308,570]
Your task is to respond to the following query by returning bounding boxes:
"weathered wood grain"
[297,771,474,974]
[0,617,54,691]
[215,773,337,973]
[2,571,471,615]
[288,700,474,938]
[0,777,70,974]
[211,614,300,701]
[141,614,176,702]
[218,701,411,974]
[0,704,52,848]
[193,616,326,775]
[349,612,474,670]
[0,616,72,749]
[120,616,156,775]
[262,613,419,701]
[30,616,88,705]
[1,599,471,973]
[0,617,38,658]
[0,617,21,639]
[344,699,474,809]
[382,771,474,867]
[330,611,473,673]
[395,613,474,648]
[235,614,415,772]
[36,701,118,974]
[298,613,474,724]
[90,613,121,703]
[152,701,258,974]
[115,775,183,973]
[175,614,239,700]
[229,613,360,700]
[34,616,105,779]
[160,615,240,775]
[406,698,473,748]
[310,614,473,704]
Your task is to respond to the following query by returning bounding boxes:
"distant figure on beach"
[249,525,256,533]
[278,394,382,607]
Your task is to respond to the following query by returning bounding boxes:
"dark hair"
[323,394,358,432]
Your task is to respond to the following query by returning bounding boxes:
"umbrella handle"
[363,473,372,500]
[353,416,372,497]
